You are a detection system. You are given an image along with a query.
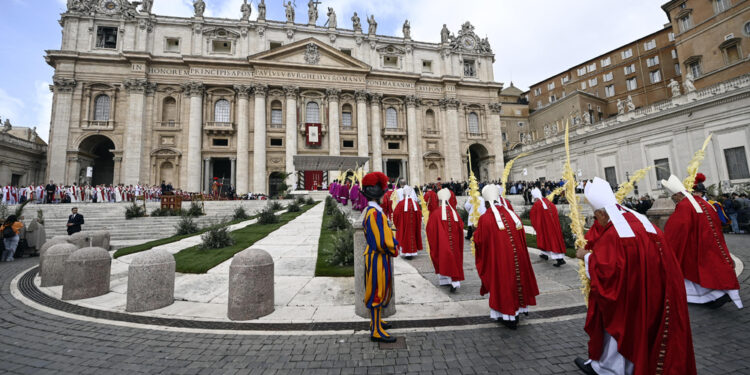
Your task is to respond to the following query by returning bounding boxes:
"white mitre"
[401,185,417,211]
[661,175,702,213]
[437,188,457,221]
[584,177,635,238]
[531,188,547,209]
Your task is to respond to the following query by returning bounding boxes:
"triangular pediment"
[248,38,371,73]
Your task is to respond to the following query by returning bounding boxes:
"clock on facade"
[461,36,476,50]
[100,0,120,14]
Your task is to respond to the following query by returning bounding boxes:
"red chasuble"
[529,198,566,254]
[393,198,423,254]
[424,190,439,213]
[426,207,465,281]
[664,196,739,291]
[382,190,394,221]
[585,212,696,375]
[473,205,539,315]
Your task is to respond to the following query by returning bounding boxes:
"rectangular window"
[577,67,587,76]
[649,70,662,83]
[270,138,283,147]
[212,40,232,53]
[655,158,671,183]
[675,63,681,75]
[547,81,555,90]
[271,109,283,125]
[724,146,750,179]
[463,59,476,77]
[341,49,352,56]
[534,88,542,96]
[621,48,633,59]
[714,0,731,14]
[643,39,656,51]
[165,38,180,52]
[387,142,400,150]
[589,77,598,86]
[549,95,557,103]
[668,32,675,41]
[624,64,636,75]
[536,100,542,109]
[603,72,614,82]
[96,26,118,49]
[514,109,522,116]
[724,44,741,64]
[679,16,692,33]
[688,61,702,78]
[605,85,615,97]
[561,75,570,84]
[343,140,354,148]
[422,60,432,73]
[601,57,611,67]
[384,55,399,68]
[587,63,597,73]
[626,77,638,90]
[269,42,282,49]
[604,166,617,187]
[580,81,587,90]
[647,55,660,67]
[671,49,677,59]
[212,138,229,147]
[341,111,353,128]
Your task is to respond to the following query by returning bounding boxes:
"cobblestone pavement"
[0,235,748,375]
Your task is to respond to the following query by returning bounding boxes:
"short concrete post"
[67,232,90,249]
[90,230,111,250]
[646,197,676,230]
[62,247,111,300]
[354,229,396,319]
[40,243,79,287]
[38,237,73,277]
[228,248,274,320]
[126,249,175,312]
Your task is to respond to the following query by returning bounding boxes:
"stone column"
[355,91,369,170]
[48,78,77,184]
[234,85,252,195]
[327,88,341,156]
[183,82,204,192]
[284,86,299,189]
[442,98,462,181]
[369,93,383,172]
[488,103,505,181]
[203,158,211,193]
[122,79,152,185]
[405,95,421,186]
[253,84,268,194]
[230,157,236,188]
[113,156,123,185]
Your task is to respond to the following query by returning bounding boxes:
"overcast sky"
[0,0,669,141]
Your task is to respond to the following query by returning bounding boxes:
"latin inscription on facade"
[134,64,253,78]
[254,69,365,83]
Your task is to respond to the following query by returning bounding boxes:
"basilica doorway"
[467,143,489,182]
[79,135,115,186]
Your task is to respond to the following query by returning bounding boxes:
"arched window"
[94,95,110,121]
[425,109,435,130]
[306,101,319,123]
[162,97,177,126]
[341,104,353,128]
[468,112,480,134]
[385,107,398,128]
[214,99,230,122]
[270,100,283,126]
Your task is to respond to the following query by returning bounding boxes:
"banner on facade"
[306,123,321,146]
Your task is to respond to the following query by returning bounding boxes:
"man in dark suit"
[67,207,84,235]
[45,180,56,204]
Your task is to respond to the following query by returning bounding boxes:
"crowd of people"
[0,181,170,205]
[332,170,740,374]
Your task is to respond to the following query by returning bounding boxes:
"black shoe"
[449,285,457,293]
[381,322,392,330]
[553,259,566,267]
[706,294,731,309]
[539,254,549,260]
[574,357,596,375]
[370,335,397,343]
[499,319,518,330]
[403,256,413,261]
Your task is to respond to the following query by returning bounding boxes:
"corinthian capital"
[488,103,502,114]
[439,98,460,109]
[284,86,299,98]
[326,88,341,102]
[369,92,383,105]
[405,95,420,107]
[234,84,253,99]
[52,78,77,92]
[253,84,268,97]
[123,78,151,93]
[355,90,368,103]
[181,82,205,97]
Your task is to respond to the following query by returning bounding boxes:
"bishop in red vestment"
[661,175,742,309]
[424,189,439,213]
[393,185,422,258]
[473,184,538,329]
[530,188,567,266]
[426,188,465,292]
[574,177,696,375]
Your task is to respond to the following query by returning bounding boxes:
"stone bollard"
[354,229,396,319]
[62,247,111,301]
[67,232,90,248]
[646,197,676,230]
[38,237,73,277]
[90,230,111,250]
[126,249,175,312]
[40,243,79,287]
[228,248,274,320]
